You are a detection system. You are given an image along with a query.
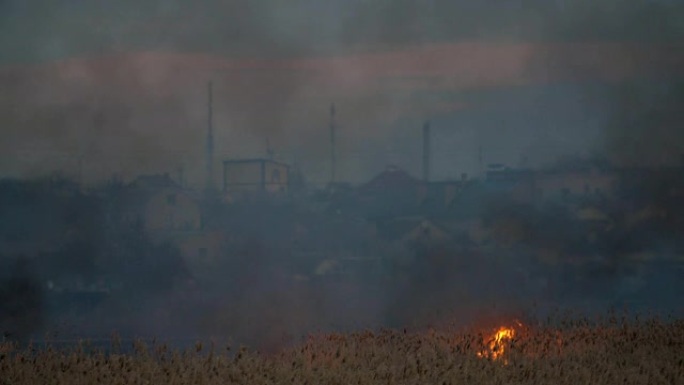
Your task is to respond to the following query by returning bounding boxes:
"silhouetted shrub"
[0,256,44,343]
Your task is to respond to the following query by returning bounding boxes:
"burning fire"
[477,322,521,361]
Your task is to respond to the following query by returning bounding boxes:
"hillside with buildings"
[1,147,683,347]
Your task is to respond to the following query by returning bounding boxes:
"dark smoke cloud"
[3,1,684,64]
[526,1,684,166]
[602,81,684,166]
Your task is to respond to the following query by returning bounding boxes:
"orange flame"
[477,324,517,361]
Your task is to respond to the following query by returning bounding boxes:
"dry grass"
[1,316,683,385]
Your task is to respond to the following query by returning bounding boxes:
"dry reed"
[1,316,682,385]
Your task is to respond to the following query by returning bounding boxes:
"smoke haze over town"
[1,0,684,352]
[1,0,684,184]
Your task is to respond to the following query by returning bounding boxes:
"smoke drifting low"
[2,173,682,353]
[1,0,684,353]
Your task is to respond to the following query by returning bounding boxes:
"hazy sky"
[1,0,684,185]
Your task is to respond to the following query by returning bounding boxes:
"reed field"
[1,315,683,385]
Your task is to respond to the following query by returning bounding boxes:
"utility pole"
[422,120,431,182]
[177,163,185,188]
[205,81,214,192]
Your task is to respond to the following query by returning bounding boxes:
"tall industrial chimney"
[205,81,214,192]
[265,138,274,160]
[422,120,431,182]
[330,103,336,184]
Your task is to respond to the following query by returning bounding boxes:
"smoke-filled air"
[1,1,683,384]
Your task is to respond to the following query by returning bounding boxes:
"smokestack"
[77,155,83,186]
[422,120,431,182]
[266,138,274,160]
[330,103,337,184]
[205,81,214,192]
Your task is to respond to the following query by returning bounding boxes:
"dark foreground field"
[1,315,683,385]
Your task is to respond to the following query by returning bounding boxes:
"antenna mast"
[330,103,336,184]
[478,145,483,179]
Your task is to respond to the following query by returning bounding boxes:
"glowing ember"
[477,325,516,361]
